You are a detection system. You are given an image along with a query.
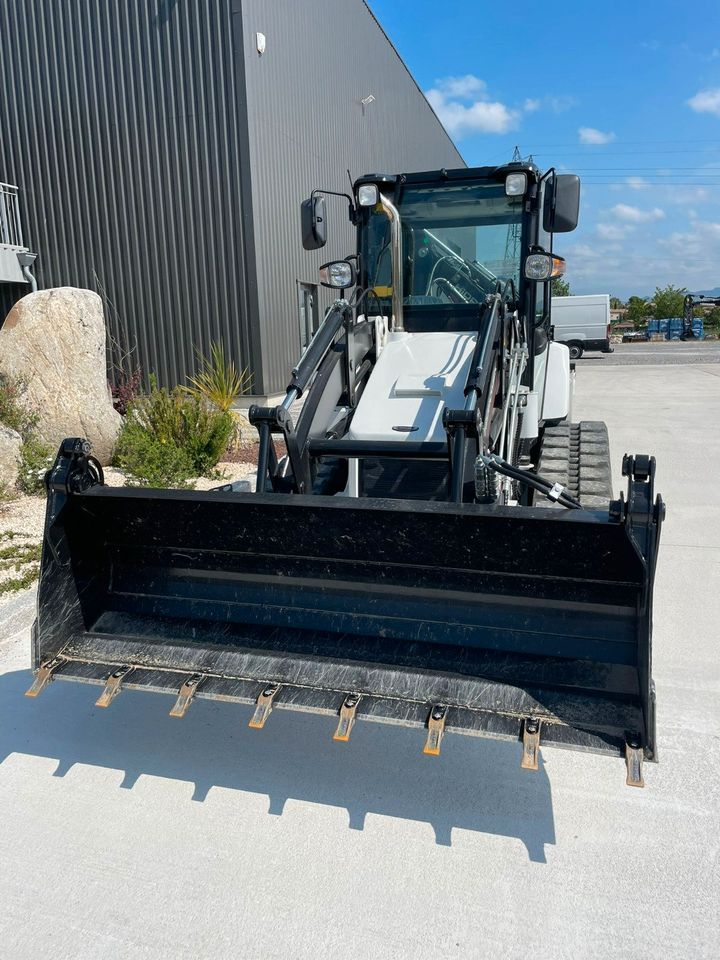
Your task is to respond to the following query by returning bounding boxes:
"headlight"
[357,184,380,207]
[505,172,528,197]
[319,260,355,288]
[524,252,566,281]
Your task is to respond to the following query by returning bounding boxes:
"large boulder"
[0,288,121,464]
[0,424,22,488]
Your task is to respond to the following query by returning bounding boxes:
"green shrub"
[0,531,42,594]
[113,378,234,487]
[17,437,54,495]
[0,481,13,507]
[1,373,52,497]
[114,421,195,488]
[0,374,38,436]
[179,394,235,474]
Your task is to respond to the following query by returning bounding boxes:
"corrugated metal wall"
[241,0,465,394]
[0,0,256,388]
[0,0,462,396]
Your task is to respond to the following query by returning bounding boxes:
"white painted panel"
[541,341,571,421]
[348,331,476,443]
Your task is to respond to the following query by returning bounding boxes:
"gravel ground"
[0,459,257,602]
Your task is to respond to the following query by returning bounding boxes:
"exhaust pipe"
[379,192,404,332]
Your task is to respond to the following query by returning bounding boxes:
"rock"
[0,424,22,487]
[0,288,122,464]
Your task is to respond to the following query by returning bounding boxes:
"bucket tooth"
[625,736,645,788]
[95,665,134,708]
[168,674,204,718]
[423,704,448,756]
[25,656,66,698]
[520,717,542,771]
[249,684,281,729]
[333,694,361,742]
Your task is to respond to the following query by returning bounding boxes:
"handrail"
[0,181,25,248]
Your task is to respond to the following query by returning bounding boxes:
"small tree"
[625,296,651,330]
[551,277,571,298]
[704,306,720,331]
[610,296,623,310]
[653,284,686,320]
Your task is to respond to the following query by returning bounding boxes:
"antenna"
[511,145,534,164]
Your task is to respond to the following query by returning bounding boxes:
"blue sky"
[370,0,720,298]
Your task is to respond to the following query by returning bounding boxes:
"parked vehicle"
[551,294,613,358]
[27,163,663,787]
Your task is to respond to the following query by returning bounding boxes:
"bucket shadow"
[0,669,555,862]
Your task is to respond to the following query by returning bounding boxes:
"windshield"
[362,181,524,309]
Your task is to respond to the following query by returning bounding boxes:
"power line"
[568,166,720,171]
[533,149,720,156]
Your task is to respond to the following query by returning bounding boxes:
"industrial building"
[0,0,463,398]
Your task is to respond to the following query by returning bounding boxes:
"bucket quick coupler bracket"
[248,405,311,494]
[45,438,104,526]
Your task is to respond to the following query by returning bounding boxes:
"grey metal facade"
[0,0,463,396]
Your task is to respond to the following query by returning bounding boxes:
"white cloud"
[578,126,616,145]
[688,88,720,117]
[611,204,665,223]
[661,219,720,248]
[597,223,629,241]
[626,176,649,190]
[555,216,720,297]
[547,95,577,113]
[425,75,519,137]
[434,75,487,99]
[526,94,576,113]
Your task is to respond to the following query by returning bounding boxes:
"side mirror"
[301,194,327,250]
[543,174,580,234]
[319,259,356,289]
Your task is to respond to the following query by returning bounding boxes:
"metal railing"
[0,181,25,248]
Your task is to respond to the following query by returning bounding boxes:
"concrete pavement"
[1,363,718,959]
[581,340,720,365]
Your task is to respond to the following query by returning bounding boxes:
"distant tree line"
[551,279,719,330]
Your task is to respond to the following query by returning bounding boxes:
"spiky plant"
[184,341,252,412]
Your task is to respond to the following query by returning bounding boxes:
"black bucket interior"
[36,487,652,750]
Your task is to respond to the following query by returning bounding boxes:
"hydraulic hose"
[479,453,582,509]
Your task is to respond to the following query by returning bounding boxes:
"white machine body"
[347,331,477,444]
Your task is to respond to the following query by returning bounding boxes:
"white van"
[551,294,613,359]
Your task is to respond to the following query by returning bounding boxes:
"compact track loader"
[29,163,663,786]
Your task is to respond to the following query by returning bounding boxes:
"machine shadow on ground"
[0,668,555,862]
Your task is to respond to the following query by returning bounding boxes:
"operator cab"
[357,172,523,334]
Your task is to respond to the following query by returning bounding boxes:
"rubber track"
[537,421,613,508]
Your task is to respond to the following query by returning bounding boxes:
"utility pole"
[503,147,526,267]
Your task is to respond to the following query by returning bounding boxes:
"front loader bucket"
[30,441,663,783]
